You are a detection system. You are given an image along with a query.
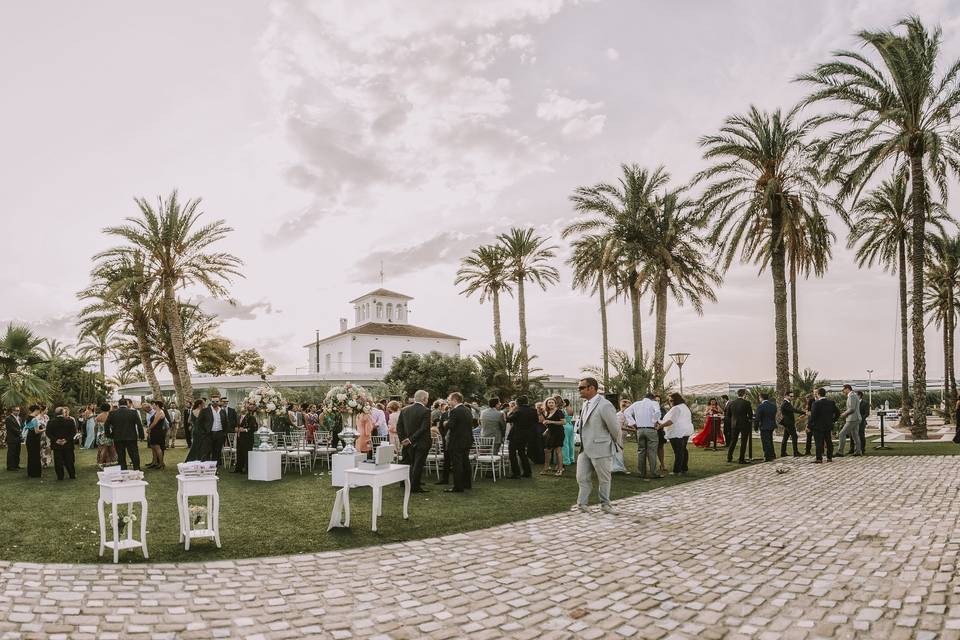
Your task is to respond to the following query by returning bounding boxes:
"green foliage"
[195,337,277,378]
[0,324,51,408]
[280,386,332,407]
[584,350,653,401]
[792,368,830,397]
[474,342,545,401]
[33,357,109,408]
[384,352,485,402]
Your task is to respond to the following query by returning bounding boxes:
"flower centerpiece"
[243,385,287,450]
[322,382,374,454]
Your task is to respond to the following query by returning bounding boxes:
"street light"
[669,352,691,395]
[866,369,873,410]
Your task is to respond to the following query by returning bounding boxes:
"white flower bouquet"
[244,385,287,417]
[322,382,373,416]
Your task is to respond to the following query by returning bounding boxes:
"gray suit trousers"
[838,420,861,455]
[636,428,659,478]
[576,452,612,506]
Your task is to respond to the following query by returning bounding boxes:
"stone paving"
[2,456,960,639]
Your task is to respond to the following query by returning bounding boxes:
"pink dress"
[388,412,400,448]
[356,413,374,453]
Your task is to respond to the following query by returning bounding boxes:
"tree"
[925,234,960,420]
[455,245,513,350]
[695,105,835,401]
[0,324,50,408]
[195,337,235,376]
[800,16,960,437]
[474,342,546,402]
[567,164,670,366]
[583,350,654,402]
[33,357,108,408]
[792,368,830,397]
[76,317,116,385]
[497,228,559,387]
[847,174,950,426]
[100,190,243,404]
[565,234,615,388]
[383,352,485,402]
[40,338,72,361]
[230,349,276,377]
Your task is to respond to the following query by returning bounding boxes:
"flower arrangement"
[322,382,374,416]
[244,385,287,417]
[189,505,208,527]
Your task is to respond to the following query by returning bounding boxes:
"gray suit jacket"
[844,392,861,424]
[479,408,505,440]
[577,395,621,459]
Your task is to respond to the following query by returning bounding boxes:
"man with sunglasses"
[574,378,621,514]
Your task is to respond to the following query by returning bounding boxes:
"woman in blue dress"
[562,398,576,466]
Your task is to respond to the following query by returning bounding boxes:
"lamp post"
[669,352,691,395]
[866,369,873,410]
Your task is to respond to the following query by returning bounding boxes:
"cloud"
[21,314,79,342]
[195,296,280,321]
[535,89,606,139]
[561,114,606,139]
[605,47,620,61]
[351,230,498,282]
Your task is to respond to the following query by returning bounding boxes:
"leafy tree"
[384,352,485,402]
[800,16,960,437]
[792,368,830,397]
[33,357,108,408]
[924,234,960,420]
[229,349,276,377]
[195,337,234,376]
[76,317,116,385]
[584,350,654,402]
[0,324,50,408]
[455,245,513,350]
[474,342,545,402]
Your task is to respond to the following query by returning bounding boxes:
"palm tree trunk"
[653,278,668,393]
[517,277,528,388]
[897,239,912,427]
[166,346,184,405]
[99,353,106,384]
[162,281,194,403]
[947,287,956,423]
[133,317,163,400]
[599,274,610,390]
[790,255,799,380]
[943,322,950,425]
[629,283,643,365]
[909,154,928,438]
[492,289,503,350]
[769,200,791,400]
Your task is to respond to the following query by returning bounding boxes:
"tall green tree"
[565,234,615,388]
[800,16,960,437]
[454,245,513,350]
[497,228,559,387]
[567,164,670,366]
[925,234,960,420]
[0,324,50,407]
[100,191,242,403]
[695,105,834,400]
[474,342,546,402]
[847,174,949,425]
[76,317,116,384]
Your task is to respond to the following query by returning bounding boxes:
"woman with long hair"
[691,398,725,448]
[304,403,319,444]
[146,400,168,470]
[184,399,206,462]
[94,402,115,468]
[387,400,401,448]
[37,405,51,469]
[23,405,43,478]
[658,392,694,475]
[562,398,576,466]
[541,398,566,476]
[356,409,374,454]
[235,402,257,473]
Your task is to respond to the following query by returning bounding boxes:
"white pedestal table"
[248,449,282,481]
[343,463,411,532]
[176,474,221,550]
[97,480,149,563]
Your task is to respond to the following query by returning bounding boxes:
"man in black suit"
[434,401,453,485]
[857,391,869,456]
[47,406,77,480]
[755,392,778,461]
[780,392,806,458]
[444,392,475,492]
[506,396,538,479]
[5,406,22,471]
[197,396,230,465]
[809,387,840,463]
[105,398,144,470]
[397,389,432,492]
[223,399,239,433]
[725,389,754,464]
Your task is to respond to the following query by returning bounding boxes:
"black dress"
[25,428,42,478]
[148,417,167,447]
[545,409,565,449]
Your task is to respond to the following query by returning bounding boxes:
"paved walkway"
[2,456,959,639]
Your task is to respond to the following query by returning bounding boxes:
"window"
[325,354,331,372]
[401,350,414,357]
[369,349,383,369]
[386,303,394,321]
[337,352,343,370]
[376,302,383,319]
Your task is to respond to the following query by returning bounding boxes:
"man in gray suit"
[574,377,622,514]
[837,384,862,456]
[479,397,506,454]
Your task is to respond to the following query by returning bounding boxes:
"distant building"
[686,379,948,397]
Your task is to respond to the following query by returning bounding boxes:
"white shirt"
[211,407,223,432]
[625,398,661,428]
[371,408,388,437]
[660,403,694,439]
[579,397,593,425]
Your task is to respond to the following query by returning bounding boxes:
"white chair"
[282,434,313,475]
[221,433,236,469]
[498,441,511,477]
[425,434,444,479]
[473,436,501,481]
[313,431,336,470]
[371,435,388,449]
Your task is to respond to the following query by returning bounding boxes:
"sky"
[2,0,960,386]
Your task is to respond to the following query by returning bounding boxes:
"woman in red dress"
[691,398,725,447]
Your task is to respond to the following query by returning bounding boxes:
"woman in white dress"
[657,392,694,475]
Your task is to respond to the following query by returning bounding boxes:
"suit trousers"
[115,440,140,471]
[780,424,799,457]
[53,448,76,480]
[804,428,813,454]
[6,437,21,470]
[636,428,659,477]
[813,430,834,461]
[409,440,429,490]
[438,445,452,483]
[727,424,751,462]
[760,429,776,461]
[837,421,861,455]
[669,436,689,473]
[508,436,532,478]
[576,452,612,506]
[211,431,227,466]
[858,420,867,454]
[450,447,472,491]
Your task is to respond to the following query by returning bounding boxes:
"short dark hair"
[856,390,863,397]
[99,403,110,412]
[760,392,769,400]
[448,391,463,403]
[488,397,500,408]
[28,404,40,412]
[579,377,599,391]
[517,396,529,406]
[737,389,747,398]
[842,384,853,391]
[669,392,685,406]
[721,394,729,400]
[118,398,129,406]
[645,392,655,400]
[817,387,827,397]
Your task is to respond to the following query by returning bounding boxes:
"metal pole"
[679,365,684,395]
[875,412,891,450]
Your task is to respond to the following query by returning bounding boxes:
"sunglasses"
[577,385,590,390]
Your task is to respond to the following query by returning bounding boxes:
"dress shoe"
[445,488,464,493]
[600,504,618,515]
[813,459,823,464]
[574,504,589,513]
[737,460,750,465]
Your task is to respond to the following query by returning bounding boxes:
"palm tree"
[76,317,116,384]
[454,245,513,350]
[474,342,547,401]
[800,16,960,437]
[695,105,835,400]
[0,324,50,407]
[565,234,615,388]
[497,228,559,387]
[583,350,654,402]
[566,164,670,365]
[792,368,830,397]
[40,338,72,361]
[925,234,960,419]
[100,190,242,403]
[639,190,721,390]
[107,368,144,392]
[847,174,950,426]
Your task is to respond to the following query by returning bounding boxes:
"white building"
[303,288,463,375]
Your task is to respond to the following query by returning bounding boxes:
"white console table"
[97,480,149,563]
[343,464,411,532]
[176,474,221,550]
[248,450,282,481]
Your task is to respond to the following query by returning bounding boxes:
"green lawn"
[2,438,957,564]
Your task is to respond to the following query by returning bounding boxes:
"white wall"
[350,334,460,372]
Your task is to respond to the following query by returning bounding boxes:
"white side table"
[343,464,411,532]
[331,453,365,487]
[97,480,149,563]
[248,450,282,481]
[176,474,221,550]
